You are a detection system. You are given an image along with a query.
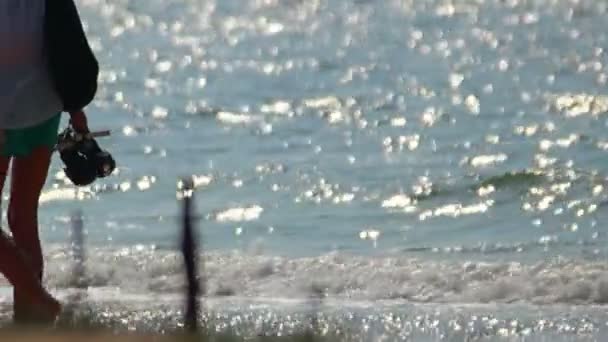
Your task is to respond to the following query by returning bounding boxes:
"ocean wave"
[478,170,545,190]
[41,247,608,306]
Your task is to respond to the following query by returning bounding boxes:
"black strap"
[44,0,99,112]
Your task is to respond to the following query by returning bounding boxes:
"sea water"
[5,0,608,339]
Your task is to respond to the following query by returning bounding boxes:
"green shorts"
[2,114,62,157]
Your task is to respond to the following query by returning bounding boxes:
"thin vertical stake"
[181,179,200,333]
[71,209,86,290]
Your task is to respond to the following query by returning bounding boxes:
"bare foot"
[14,290,61,325]
[39,291,62,322]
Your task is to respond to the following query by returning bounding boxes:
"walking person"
[0,0,98,323]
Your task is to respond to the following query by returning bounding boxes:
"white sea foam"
[38,247,608,306]
[216,111,259,125]
[381,194,413,209]
[214,205,264,222]
[469,153,508,168]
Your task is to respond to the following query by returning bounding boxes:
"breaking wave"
[39,246,608,306]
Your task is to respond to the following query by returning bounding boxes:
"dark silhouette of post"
[308,283,324,337]
[181,179,200,333]
[71,209,86,290]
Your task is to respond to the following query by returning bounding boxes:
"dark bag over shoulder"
[44,0,99,112]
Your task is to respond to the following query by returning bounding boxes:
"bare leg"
[0,231,60,321]
[8,147,59,322]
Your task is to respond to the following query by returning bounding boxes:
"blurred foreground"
[0,332,329,342]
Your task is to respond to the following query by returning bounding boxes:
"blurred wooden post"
[71,209,86,290]
[309,284,324,336]
[181,178,200,333]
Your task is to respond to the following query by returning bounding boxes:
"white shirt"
[0,0,63,129]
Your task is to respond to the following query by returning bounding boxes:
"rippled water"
[8,0,608,339]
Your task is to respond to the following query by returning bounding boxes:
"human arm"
[68,110,89,133]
